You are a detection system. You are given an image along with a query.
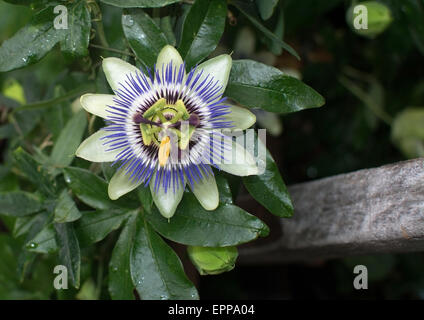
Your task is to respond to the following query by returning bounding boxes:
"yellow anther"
[158,136,171,167]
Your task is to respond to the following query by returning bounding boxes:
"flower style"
[76,45,258,218]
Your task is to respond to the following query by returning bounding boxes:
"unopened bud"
[187,246,238,275]
[346,1,393,38]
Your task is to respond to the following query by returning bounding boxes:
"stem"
[95,20,109,48]
[12,84,95,113]
[87,0,109,47]
[88,114,97,135]
[89,44,137,58]
[339,76,393,126]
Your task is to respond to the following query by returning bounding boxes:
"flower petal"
[227,104,256,130]
[108,165,143,200]
[102,57,140,91]
[76,130,123,162]
[156,45,185,76]
[150,171,185,219]
[80,94,114,119]
[218,141,259,176]
[196,54,232,93]
[190,171,219,211]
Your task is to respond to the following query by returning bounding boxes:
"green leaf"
[160,16,177,46]
[215,174,233,205]
[13,214,40,238]
[10,108,43,137]
[178,0,227,69]
[0,5,65,72]
[63,167,138,210]
[75,209,131,246]
[60,1,91,57]
[109,213,137,300]
[13,147,56,196]
[50,111,87,167]
[0,233,54,299]
[137,186,153,213]
[122,9,169,68]
[43,86,73,142]
[3,0,46,6]
[256,0,279,20]
[0,2,92,71]
[131,215,198,300]
[243,135,293,218]
[55,222,81,289]
[54,190,82,223]
[0,124,15,139]
[146,193,269,246]
[231,0,299,60]
[268,5,284,55]
[15,212,49,281]
[101,0,180,8]
[174,3,192,45]
[0,166,19,192]
[26,223,58,254]
[101,162,116,182]
[0,191,43,217]
[225,60,325,113]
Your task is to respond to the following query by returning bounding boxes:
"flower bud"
[346,1,393,38]
[187,246,238,275]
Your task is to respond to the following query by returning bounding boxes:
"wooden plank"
[239,158,424,264]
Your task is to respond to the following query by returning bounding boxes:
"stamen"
[158,136,171,167]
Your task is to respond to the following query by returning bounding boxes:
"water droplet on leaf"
[27,242,38,249]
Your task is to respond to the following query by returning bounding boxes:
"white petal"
[76,130,123,162]
[196,54,232,93]
[108,165,143,200]
[227,105,256,130]
[219,141,259,176]
[80,94,115,119]
[190,172,219,211]
[150,171,185,219]
[102,57,140,91]
[156,45,185,76]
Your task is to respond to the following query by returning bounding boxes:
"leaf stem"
[339,76,393,126]
[88,0,109,47]
[94,20,110,48]
[89,44,137,58]
[12,84,95,113]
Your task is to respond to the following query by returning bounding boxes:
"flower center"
[133,98,199,167]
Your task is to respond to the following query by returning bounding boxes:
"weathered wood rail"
[239,158,424,264]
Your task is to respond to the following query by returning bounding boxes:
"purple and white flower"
[76,46,257,218]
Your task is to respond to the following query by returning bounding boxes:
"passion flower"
[76,45,258,218]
